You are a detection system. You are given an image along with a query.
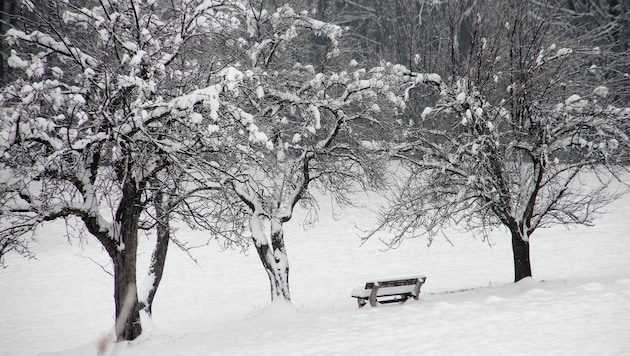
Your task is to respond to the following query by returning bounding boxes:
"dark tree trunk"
[113,249,142,341]
[110,181,143,341]
[1,0,18,84]
[143,190,170,315]
[80,189,143,340]
[510,228,532,282]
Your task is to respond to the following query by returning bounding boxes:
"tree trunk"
[143,190,170,316]
[113,250,142,341]
[252,217,291,301]
[111,184,143,341]
[510,228,532,282]
[80,194,143,340]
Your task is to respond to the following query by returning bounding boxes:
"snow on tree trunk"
[251,215,291,301]
[510,228,532,282]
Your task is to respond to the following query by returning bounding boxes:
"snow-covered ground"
[1,174,629,355]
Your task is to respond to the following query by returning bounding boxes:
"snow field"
[1,177,629,355]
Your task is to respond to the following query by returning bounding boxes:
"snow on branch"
[6,29,98,68]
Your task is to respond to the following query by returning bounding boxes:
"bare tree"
[366,0,630,282]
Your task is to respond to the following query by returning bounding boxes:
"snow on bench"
[351,276,427,308]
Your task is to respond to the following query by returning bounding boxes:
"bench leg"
[369,285,380,307]
[413,281,424,300]
[357,298,367,308]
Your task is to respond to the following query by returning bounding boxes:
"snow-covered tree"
[367,0,630,282]
[0,0,253,340]
[194,5,426,301]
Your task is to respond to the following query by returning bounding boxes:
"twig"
[77,254,114,277]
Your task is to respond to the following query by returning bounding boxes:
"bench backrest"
[364,276,426,289]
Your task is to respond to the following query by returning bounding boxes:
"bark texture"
[94,179,144,341]
[511,229,532,282]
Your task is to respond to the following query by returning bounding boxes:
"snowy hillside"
[1,174,629,355]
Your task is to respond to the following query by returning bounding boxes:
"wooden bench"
[351,276,427,308]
